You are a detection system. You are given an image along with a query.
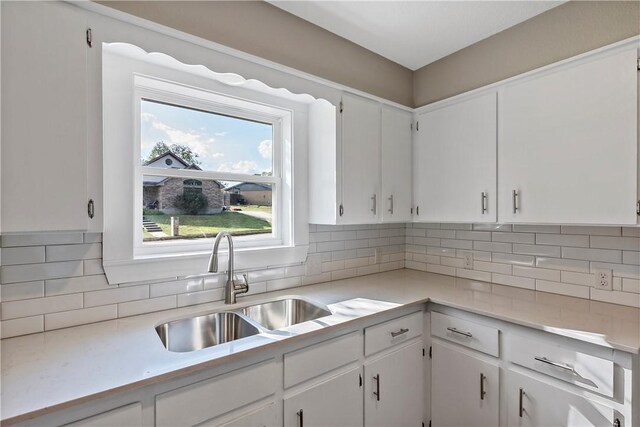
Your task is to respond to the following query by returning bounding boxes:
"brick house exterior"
[143,151,224,214]
[225,182,272,206]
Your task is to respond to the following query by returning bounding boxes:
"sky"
[140,100,273,175]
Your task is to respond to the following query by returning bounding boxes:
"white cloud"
[258,139,272,159]
[211,153,225,159]
[215,131,229,137]
[217,160,259,175]
[144,115,218,162]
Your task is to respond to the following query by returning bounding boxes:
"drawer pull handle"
[297,409,303,427]
[480,373,486,400]
[373,374,381,401]
[390,328,409,338]
[519,388,525,417]
[613,418,621,427]
[534,356,574,373]
[447,327,472,338]
[534,356,598,388]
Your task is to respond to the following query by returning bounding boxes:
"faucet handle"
[233,273,249,294]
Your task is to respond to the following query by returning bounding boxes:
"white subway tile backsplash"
[512,266,560,282]
[426,229,455,239]
[492,232,534,244]
[427,264,455,276]
[456,268,491,282]
[84,285,149,308]
[491,252,535,267]
[0,315,44,338]
[560,271,593,287]
[45,305,117,330]
[536,257,590,273]
[1,232,84,247]
[621,278,640,293]
[441,239,473,250]
[177,288,225,307]
[455,231,491,241]
[473,224,512,231]
[266,276,301,291]
[590,288,640,308]
[561,247,622,263]
[1,281,44,302]
[622,227,640,237]
[513,244,560,257]
[513,225,561,234]
[1,246,45,265]
[83,259,104,275]
[590,236,640,251]
[623,251,640,265]
[150,278,203,298]
[561,226,621,236]
[491,273,535,290]
[1,261,83,284]
[536,280,590,299]
[474,261,512,275]
[45,274,110,296]
[426,247,456,258]
[473,241,512,253]
[46,243,102,262]
[118,296,176,317]
[1,293,83,320]
[535,234,589,248]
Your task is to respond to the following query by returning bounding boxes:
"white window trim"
[101,42,334,284]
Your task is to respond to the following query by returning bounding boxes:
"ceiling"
[269,1,565,70]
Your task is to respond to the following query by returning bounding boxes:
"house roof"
[143,150,202,170]
[225,182,272,192]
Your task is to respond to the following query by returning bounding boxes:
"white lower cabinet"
[364,341,424,427]
[284,368,363,427]
[64,403,142,427]
[431,342,499,427]
[507,370,622,427]
[216,404,277,427]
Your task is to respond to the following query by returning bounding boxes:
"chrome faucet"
[208,231,249,304]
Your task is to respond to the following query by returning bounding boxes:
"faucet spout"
[208,231,248,304]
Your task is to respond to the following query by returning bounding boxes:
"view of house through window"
[140,99,275,243]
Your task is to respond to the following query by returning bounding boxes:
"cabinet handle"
[480,373,486,400]
[534,356,574,373]
[373,374,380,401]
[371,194,377,215]
[513,190,520,214]
[297,409,303,427]
[416,205,419,216]
[388,195,394,214]
[519,388,525,418]
[446,327,473,338]
[390,328,409,337]
[339,204,344,217]
[481,192,488,214]
[613,418,621,427]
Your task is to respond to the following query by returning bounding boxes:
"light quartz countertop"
[2,269,639,424]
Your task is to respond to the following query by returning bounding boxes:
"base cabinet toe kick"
[12,305,638,427]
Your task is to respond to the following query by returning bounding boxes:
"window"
[101,42,332,284]
[135,77,286,257]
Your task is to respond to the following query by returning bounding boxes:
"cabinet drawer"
[365,311,422,356]
[508,334,614,398]
[156,359,276,427]
[285,331,362,388]
[64,403,142,427]
[431,311,499,357]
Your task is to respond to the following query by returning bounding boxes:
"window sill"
[103,245,308,284]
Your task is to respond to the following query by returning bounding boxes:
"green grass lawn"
[143,212,271,241]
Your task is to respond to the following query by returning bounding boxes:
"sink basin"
[239,298,331,330]
[156,312,260,352]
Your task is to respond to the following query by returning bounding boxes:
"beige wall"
[97,0,414,106]
[414,1,640,107]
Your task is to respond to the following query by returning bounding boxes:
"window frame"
[134,76,289,257]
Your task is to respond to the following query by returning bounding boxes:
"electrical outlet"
[593,269,612,291]
[463,252,474,269]
[305,254,322,276]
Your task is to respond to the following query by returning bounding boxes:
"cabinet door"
[431,342,499,427]
[1,1,89,232]
[341,93,381,224]
[381,106,413,222]
[507,370,621,427]
[364,341,424,427]
[414,93,497,223]
[500,49,637,224]
[284,368,362,427]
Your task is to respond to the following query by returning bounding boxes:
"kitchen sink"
[239,298,332,330]
[155,311,260,352]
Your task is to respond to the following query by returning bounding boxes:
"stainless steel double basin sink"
[155,298,332,352]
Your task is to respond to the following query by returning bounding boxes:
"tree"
[147,142,201,166]
[174,192,208,215]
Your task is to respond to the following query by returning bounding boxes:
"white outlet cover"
[463,252,474,269]
[306,254,323,276]
[593,269,612,291]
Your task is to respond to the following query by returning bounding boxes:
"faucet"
[208,231,249,304]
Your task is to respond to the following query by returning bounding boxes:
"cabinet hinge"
[86,28,93,48]
[339,101,343,113]
[87,199,95,219]
[429,345,432,359]
[359,373,363,387]
[339,204,344,217]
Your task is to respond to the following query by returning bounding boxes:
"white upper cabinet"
[340,93,382,224]
[381,106,413,222]
[414,93,497,223]
[1,1,89,232]
[499,48,638,225]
